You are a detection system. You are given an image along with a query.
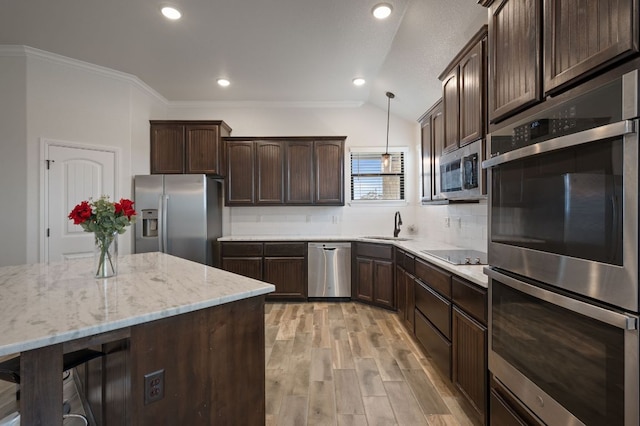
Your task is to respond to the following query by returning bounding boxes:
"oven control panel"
[490,79,622,157]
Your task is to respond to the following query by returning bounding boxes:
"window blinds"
[350,152,405,201]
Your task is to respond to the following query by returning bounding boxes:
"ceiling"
[0,0,487,121]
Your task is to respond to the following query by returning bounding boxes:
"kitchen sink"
[363,236,412,241]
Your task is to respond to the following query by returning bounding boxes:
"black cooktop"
[421,249,488,265]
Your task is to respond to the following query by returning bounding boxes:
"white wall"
[166,103,421,237]
[0,53,27,266]
[415,202,488,253]
[0,47,167,266]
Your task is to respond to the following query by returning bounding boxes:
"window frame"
[349,147,408,206]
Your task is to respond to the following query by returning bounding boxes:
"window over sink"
[350,148,406,203]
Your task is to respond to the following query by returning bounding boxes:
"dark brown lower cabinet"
[415,280,451,339]
[354,243,395,310]
[414,309,452,379]
[406,274,415,330]
[356,256,394,307]
[453,306,487,422]
[395,249,416,331]
[396,253,488,425]
[220,242,263,281]
[220,241,307,300]
[396,265,406,320]
[373,260,394,307]
[78,296,266,425]
[264,257,306,299]
[221,257,262,280]
[414,277,452,379]
[356,257,374,302]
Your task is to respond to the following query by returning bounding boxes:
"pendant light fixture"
[381,91,395,173]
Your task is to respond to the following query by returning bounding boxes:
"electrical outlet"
[444,217,450,228]
[144,369,165,404]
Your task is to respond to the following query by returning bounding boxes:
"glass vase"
[94,231,118,278]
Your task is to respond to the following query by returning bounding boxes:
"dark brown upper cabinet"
[488,0,542,123]
[543,0,640,94]
[286,141,314,204]
[150,124,184,174]
[225,141,255,205]
[150,120,231,175]
[256,141,285,204]
[439,26,488,152]
[420,109,434,202]
[432,103,446,161]
[459,40,486,146]
[485,0,639,124]
[442,70,460,154]
[314,140,344,205]
[224,137,345,206]
[419,99,444,203]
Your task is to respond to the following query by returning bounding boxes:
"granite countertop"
[0,252,274,357]
[218,235,488,288]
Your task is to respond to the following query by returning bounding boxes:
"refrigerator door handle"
[162,195,169,253]
[157,194,165,253]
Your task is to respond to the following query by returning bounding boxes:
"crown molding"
[0,45,367,111]
[0,45,168,104]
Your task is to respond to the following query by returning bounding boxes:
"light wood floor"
[0,301,479,425]
[265,301,480,426]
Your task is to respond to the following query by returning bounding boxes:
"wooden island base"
[75,295,266,425]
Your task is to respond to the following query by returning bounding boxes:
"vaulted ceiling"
[0,0,486,120]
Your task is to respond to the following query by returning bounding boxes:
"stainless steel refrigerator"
[134,174,222,266]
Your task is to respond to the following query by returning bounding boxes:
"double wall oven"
[483,67,640,425]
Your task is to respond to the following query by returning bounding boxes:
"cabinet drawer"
[402,252,416,275]
[221,242,263,257]
[355,243,392,260]
[395,248,406,270]
[490,377,544,426]
[415,310,451,379]
[490,391,529,426]
[264,242,307,257]
[221,258,263,281]
[452,277,487,326]
[415,258,451,298]
[415,280,451,339]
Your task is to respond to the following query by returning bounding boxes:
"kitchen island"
[0,252,274,425]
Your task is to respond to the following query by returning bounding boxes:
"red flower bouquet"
[68,196,137,277]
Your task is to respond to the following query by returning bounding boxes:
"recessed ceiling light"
[372,3,392,19]
[217,78,230,87]
[161,6,182,20]
[352,78,366,86]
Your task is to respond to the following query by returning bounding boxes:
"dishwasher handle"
[323,247,337,251]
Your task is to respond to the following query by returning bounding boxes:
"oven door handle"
[485,267,638,330]
[483,120,636,168]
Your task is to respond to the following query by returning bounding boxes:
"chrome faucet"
[393,211,403,237]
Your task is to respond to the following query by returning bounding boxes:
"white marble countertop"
[218,235,488,288]
[0,252,274,357]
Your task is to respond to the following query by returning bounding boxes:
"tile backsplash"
[226,201,488,252]
[414,201,488,252]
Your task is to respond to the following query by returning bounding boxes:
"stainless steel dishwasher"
[308,242,351,298]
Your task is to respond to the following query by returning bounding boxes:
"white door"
[47,144,116,262]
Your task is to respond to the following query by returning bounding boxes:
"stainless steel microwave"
[438,139,485,200]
